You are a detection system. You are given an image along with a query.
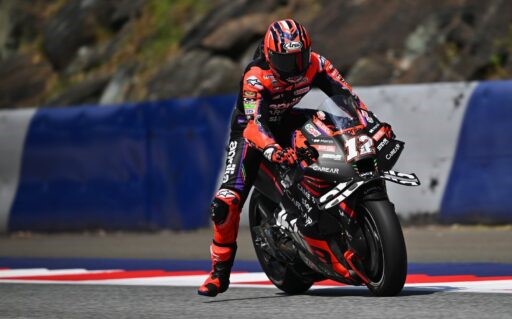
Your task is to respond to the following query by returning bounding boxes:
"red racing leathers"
[199,51,370,296]
[215,51,368,243]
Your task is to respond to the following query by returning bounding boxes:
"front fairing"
[295,95,378,182]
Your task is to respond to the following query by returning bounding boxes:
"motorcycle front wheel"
[357,199,407,296]
[249,189,313,294]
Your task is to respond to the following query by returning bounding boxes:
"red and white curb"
[1,268,511,294]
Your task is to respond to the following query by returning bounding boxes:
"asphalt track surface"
[1,225,511,319]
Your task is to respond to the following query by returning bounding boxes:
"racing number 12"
[345,135,375,162]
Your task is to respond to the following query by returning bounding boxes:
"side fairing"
[300,120,358,182]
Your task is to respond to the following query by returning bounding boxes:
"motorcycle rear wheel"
[357,200,407,296]
[249,189,313,294]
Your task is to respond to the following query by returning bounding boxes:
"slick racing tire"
[249,189,313,294]
[357,199,407,296]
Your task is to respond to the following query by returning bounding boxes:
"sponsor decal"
[312,138,334,144]
[321,153,342,161]
[360,171,374,178]
[368,123,381,134]
[377,137,389,151]
[312,166,340,174]
[222,141,238,183]
[297,183,311,200]
[243,90,256,98]
[269,102,293,110]
[243,98,256,115]
[373,126,387,141]
[385,142,401,160]
[298,77,309,84]
[290,196,305,213]
[285,75,304,83]
[301,198,313,213]
[315,145,336,152]
[283,41,303,52]
[294,86,310,95]
[313,118,334,135]
[269,108,287,116]
[246,76,263,90]
[305,124,321,137]
[268,97,300,110]
[217,189,237,199]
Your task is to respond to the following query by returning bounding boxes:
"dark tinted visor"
[269,48,311,76]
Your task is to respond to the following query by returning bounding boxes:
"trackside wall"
[0,80,511,231]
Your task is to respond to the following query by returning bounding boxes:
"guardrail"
[1,80,511,232]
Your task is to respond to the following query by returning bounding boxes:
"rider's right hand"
[263,144,297,166]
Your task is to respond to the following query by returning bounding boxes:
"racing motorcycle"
[249,94,420,296]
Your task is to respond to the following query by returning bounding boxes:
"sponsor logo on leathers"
[246,76,263,90]
[294,86,310,95]
[222,141,238,183]
[216,189,237,199]
[243,90,256,98]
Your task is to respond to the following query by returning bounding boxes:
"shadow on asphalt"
[307,285,459,297]
[202,294,290,303]
[201,285,461,302]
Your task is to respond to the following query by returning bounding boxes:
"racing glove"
[296,145,319,166]
[263,144,297,166]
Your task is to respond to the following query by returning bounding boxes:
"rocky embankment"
[0,0,511,109]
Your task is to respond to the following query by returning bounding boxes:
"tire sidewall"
[359,200,407,296]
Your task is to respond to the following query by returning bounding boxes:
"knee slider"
[210,198,229,224]
[210,189,240,225]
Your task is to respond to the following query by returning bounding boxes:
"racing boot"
[198,242,237,297]
[198,188,241,297]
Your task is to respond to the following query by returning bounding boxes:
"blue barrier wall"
[441,80,512,223]
[3,80,512,231]
[8,95,236,231]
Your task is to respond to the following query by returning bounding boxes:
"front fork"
[337,181,389,284]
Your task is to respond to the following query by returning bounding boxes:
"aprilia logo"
[222,141,238,183]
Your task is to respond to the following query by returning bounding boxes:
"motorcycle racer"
[198,18,392,297]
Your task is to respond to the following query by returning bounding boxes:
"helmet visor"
[269,48,311,77]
